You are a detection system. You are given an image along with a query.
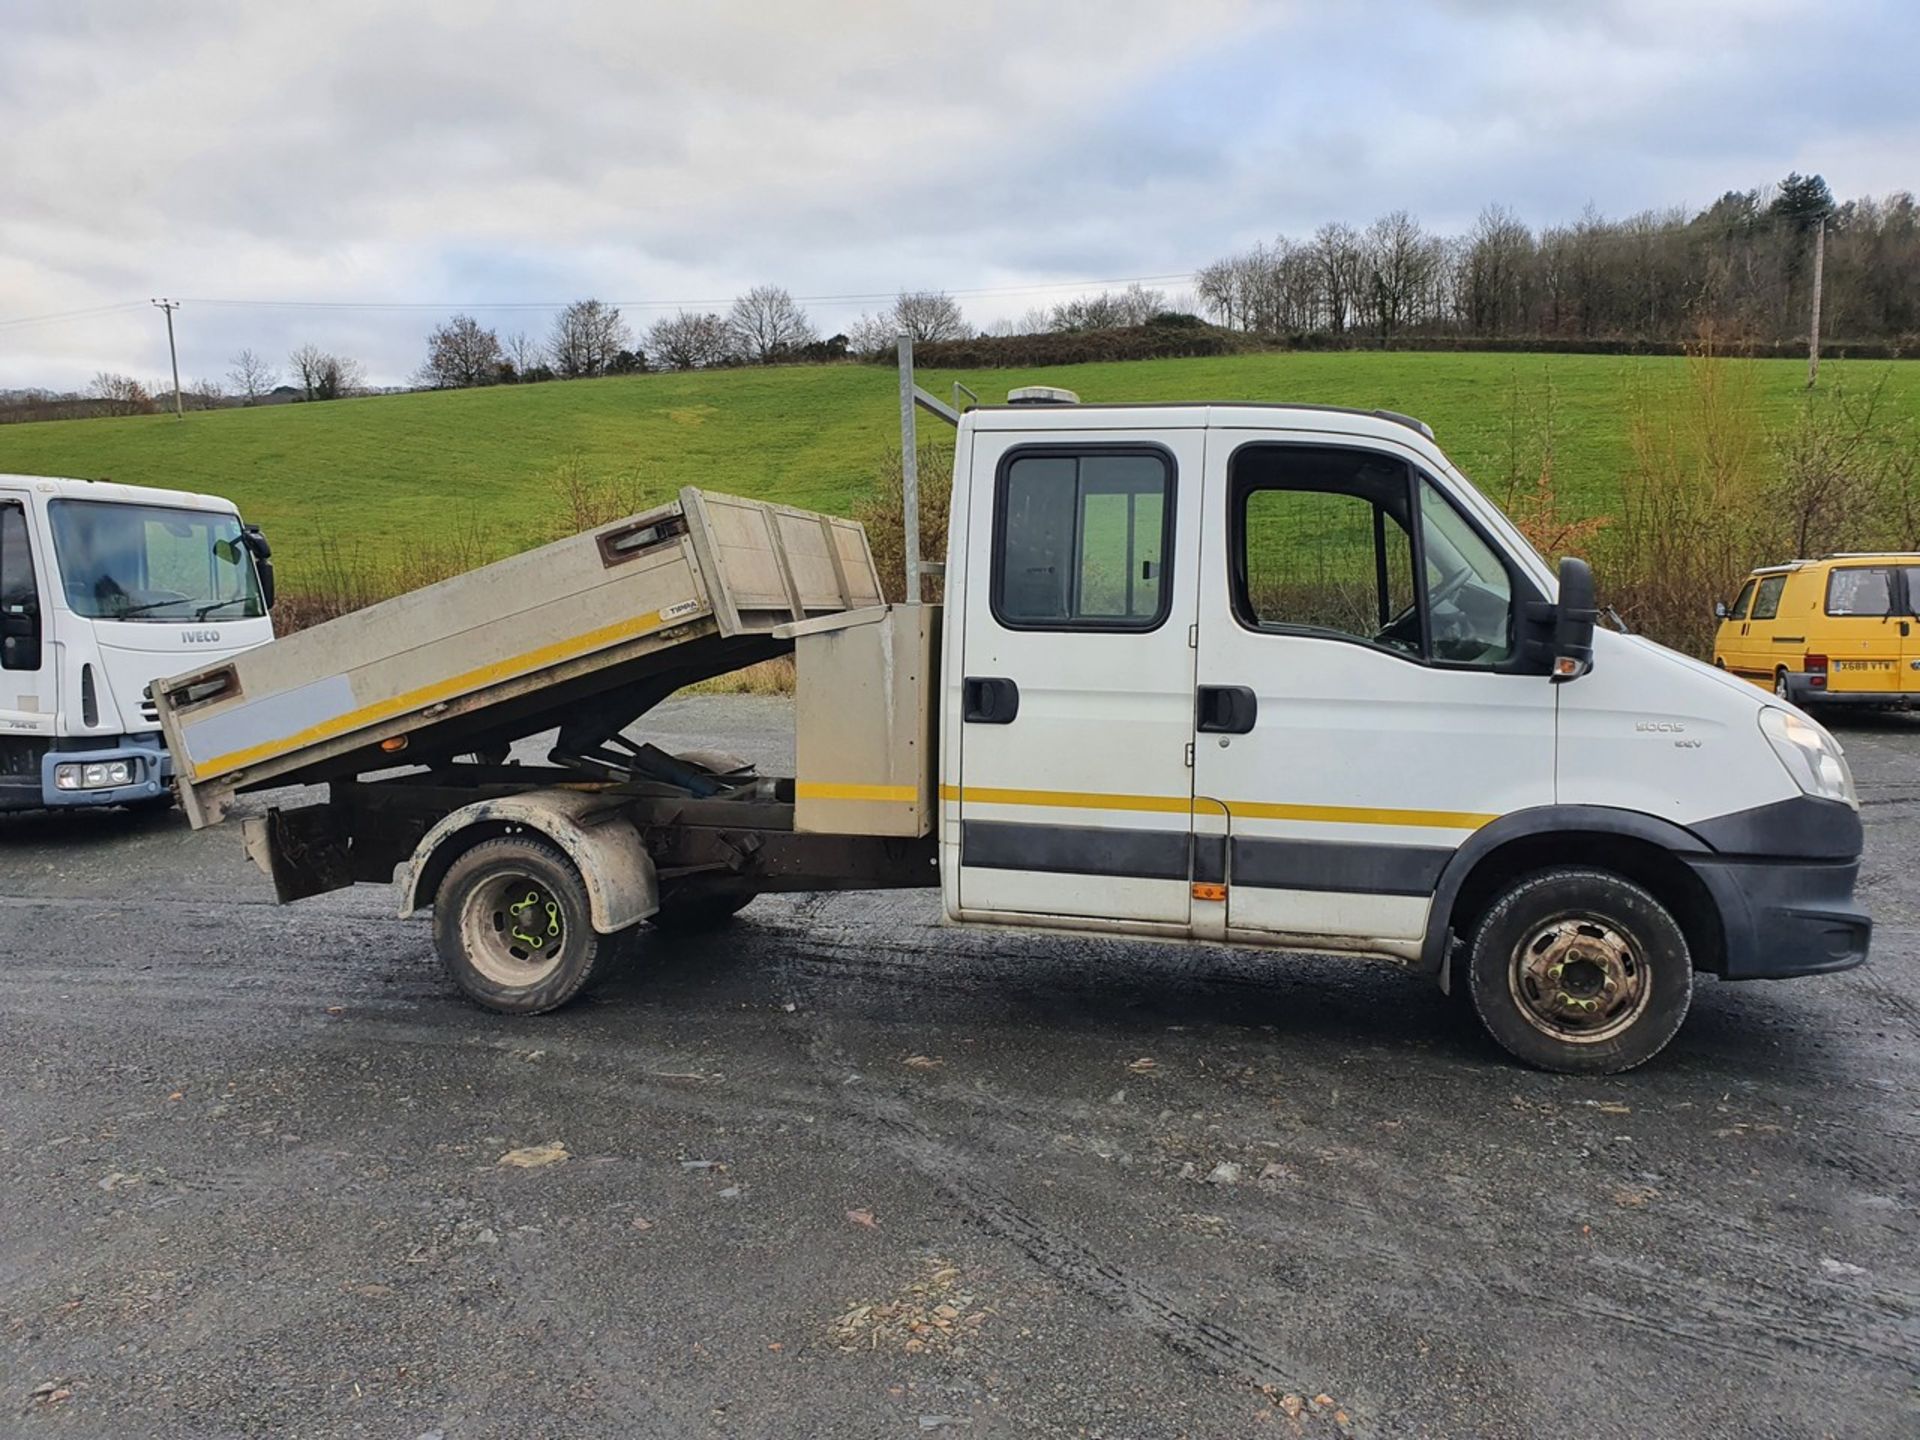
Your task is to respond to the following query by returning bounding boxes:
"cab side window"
[1750,574,1787,621]
[1,501,42,672]
[1729,578,1756,620]
[1230,443,1517,668]
[993,450,1171,630]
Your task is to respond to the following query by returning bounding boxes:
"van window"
[1750,574,1787,621]
[1417,479,1514,665]
[0,501,39,672]
[0,502,35,610]
[1827,567,1894,616]
[993,450,1171,630]
[1229,444,1515,667]
[1729,578,1756,620]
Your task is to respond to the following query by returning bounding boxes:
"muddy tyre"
[650,893,754,934]
[1467,868,1692,1075]
[433,836,612,1014]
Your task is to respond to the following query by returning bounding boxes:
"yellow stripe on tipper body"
[938,785,1493,831]
[795,781,919,803]
[196,607,679,779]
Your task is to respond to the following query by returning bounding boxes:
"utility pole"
[1806,218,1825,390]
[152,298,184,418]
[897,333,920,604]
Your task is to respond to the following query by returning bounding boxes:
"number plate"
[1833,659,1893,670]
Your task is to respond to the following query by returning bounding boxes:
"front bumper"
[40,734,172,808]
[1684,854,1871,979]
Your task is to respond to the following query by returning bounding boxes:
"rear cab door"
[946,407,1203,933]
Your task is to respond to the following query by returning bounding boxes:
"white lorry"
[156,388,1869,1074]
[1,474,275,812]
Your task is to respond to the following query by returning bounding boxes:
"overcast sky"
[1,0,1913,391]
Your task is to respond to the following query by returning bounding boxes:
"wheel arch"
[1424,807,1725,986]
[399,789,659,934]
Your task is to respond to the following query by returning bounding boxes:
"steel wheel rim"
[460,872,566,987]
[1775,672,1790,699]
[1507,910,1652,1044]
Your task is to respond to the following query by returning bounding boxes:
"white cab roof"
[0,473,242,514]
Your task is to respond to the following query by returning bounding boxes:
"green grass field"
[2,351,1914,589]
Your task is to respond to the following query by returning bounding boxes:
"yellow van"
[1715,554,1920,706]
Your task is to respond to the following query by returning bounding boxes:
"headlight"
[1758,708,1857,808]
[53,760,136,791]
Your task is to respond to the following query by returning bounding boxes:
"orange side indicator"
[380,736,408,753]
[1191,882,1227,903]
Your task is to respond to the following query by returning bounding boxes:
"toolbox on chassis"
[159,391,1872,1075]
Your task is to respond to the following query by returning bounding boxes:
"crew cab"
[158,391,1871,1074]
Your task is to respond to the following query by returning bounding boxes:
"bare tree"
[891,291,970,343]
[547,300,631,379]
[186,378,225,411]
[289,344,365,401]
[420,313,504,389]
[1363,210,1440,340]
[646,310,734,370]
[227,349,280,404]
[503,331,547,380]
[727,286,816,363]
[88,372,154,417]
[1313,223,1366,334]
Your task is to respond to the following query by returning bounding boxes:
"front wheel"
[432,836,614,1014]
[1466,868,1692,1074]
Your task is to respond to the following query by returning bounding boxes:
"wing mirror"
[1551,556,1597,682]
[242,524,275,610]
[1713,599,1729,620]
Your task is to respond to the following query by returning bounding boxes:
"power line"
[0,271,1200,330]
[0,300,151,331]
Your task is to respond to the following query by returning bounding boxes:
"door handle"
[1196,685,1257,734]
[963,676,1019,724]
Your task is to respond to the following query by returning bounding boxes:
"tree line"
[1192,174,1919,346]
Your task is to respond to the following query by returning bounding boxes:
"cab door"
[953,423,1203,929]
[1743,572,1790,687]
[1715,577,1756,675]
[1190,433,1556,945]
[0,495,52,806]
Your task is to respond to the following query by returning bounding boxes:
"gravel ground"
[1,696,1916,1439]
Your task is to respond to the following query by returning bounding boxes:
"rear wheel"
[1775,668,1791,701]
[433,836,612,1014]
[1466,868,1692,1075]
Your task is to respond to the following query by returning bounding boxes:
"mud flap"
[243,804,355,903]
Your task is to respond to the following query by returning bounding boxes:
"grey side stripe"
[1230,836,1451,896]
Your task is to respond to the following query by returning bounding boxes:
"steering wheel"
[1429,565,1473,611]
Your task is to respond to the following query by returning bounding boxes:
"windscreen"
[49,499,265,623]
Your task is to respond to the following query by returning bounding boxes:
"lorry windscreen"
[49,499,265,623]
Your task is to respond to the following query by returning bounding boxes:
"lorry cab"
[1714,555,1920,707]
[0,474,275,811]
[939,401,1869,1070]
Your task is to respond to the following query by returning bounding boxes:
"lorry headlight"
[1759,708,1857,809]
[53,760,135,791]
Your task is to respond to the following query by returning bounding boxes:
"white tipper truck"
[2,474,274,811]
[155,385,1870,1074]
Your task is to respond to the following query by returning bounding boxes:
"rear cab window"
[1750,574,1788,621]
[992,449,1173,630]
